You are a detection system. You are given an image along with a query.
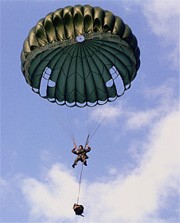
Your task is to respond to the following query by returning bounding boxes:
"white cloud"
[90,103,123,123]
[90,80,178,130]
[90,101,158,130]
[125,109,159,129]
[0,178,8,188]
[0,178,10,200]
[21,111,179,222]
[22,165,77,221]
[125,80,178,130]
[141,0,180,69]
[142,0,179,36]
[86,111,179,222]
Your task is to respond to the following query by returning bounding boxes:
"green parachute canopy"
[21,5,140,107]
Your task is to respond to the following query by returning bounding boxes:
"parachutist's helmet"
[79,145,83,149]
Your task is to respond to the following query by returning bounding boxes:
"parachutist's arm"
[72,148,78,154]
[72,138,78,154]
[85,145,91,153]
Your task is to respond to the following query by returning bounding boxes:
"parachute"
[21,5,141,215]
[21,5,140,107]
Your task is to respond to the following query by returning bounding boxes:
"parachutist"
[72,142,91,168]
[73,203,84,217]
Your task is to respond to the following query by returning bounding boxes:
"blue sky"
[1,0,179,222]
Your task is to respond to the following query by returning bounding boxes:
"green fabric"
[21,5,140,107]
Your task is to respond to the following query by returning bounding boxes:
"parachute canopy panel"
[21,5,140,107]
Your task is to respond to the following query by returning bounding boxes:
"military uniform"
[72,146,91,168]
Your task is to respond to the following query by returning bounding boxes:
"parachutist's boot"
[84,161,87,166]
[72,163,76,168]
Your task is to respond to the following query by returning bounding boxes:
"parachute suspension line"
[72,137,76,146]
[85,134,90,146]
[55,107,75,143]
[60,107,84,145]
[77,162,84,204]
[88,105,115,143]
[65,108,76,143]
[86,107,91,141]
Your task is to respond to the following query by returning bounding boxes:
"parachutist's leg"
[82,156,87,166]
[83,160,87,166]
[72,157,80,168]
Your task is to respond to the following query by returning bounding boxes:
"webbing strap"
[74,134,89,204]
[85,134,90,146]
[77,162,84,204]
